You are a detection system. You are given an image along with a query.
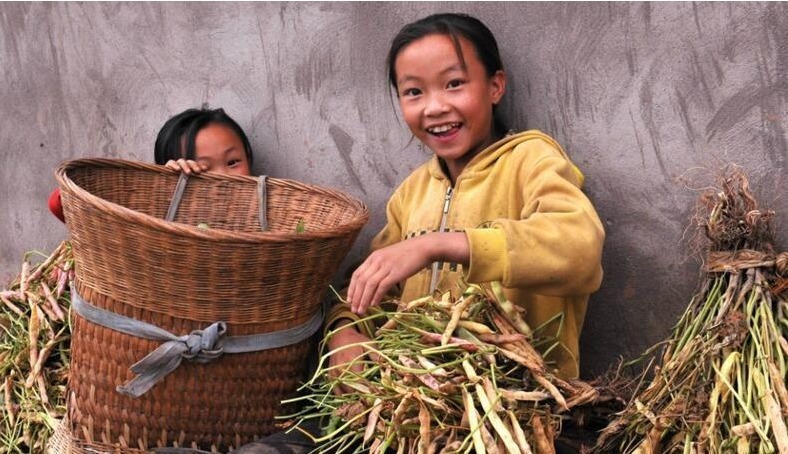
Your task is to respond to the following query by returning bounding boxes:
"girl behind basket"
[48,107,254,222]
[155,106,253,176]
[326,12,605,383]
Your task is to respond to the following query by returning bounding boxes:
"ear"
[488,70,507,105]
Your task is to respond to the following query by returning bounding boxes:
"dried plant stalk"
[284,283,618,453]
[597,167,787,453]
[0,241,73,453]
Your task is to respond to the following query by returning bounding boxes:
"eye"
[401,87,422,97]
[227,159,241,167]
[447,79,465,89]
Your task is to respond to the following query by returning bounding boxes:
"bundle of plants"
[0,241,73,453]
[596,167,787,453]
[284,282,618,454]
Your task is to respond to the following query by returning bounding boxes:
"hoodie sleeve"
[369,190,405,253]
[464,139,605,296]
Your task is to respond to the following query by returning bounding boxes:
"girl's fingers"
[187,159,204,173]
[179,159,196,174]
[347,270,359,309]
[164,159,208,175]
[365,275,391,310]
[370,279,394,311]
[351,271,374,314]
[327,340,368,395]
[356,267,390,315]
[172,159,192,175]
[349,261,378,313]
[347,263,367,307]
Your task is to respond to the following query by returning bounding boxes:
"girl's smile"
[394,33,506,181]
[427,122,462,139]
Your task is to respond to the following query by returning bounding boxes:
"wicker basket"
[49,417,148,453]
[55,158,368,451]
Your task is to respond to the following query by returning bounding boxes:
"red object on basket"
[49,188,65,223]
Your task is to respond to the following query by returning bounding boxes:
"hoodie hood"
[427,129,585,187]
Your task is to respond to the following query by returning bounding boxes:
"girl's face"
[193,123,251,176]
[394,33,505,178]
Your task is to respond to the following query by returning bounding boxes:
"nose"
[423,92,449,117]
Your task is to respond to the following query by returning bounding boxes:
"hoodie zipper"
[429,185,454,293]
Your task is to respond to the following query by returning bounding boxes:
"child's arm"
[464,140,604,296]
[348,136,604,314]
[326,320,373,394]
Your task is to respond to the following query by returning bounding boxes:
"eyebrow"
[397,63,466,87]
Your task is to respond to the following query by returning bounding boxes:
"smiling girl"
[327,13,605,380]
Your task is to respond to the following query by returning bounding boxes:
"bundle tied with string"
[596,167,787,453]
[52,158,368,452]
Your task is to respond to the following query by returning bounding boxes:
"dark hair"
[153,107,253,166]
[385,13,508,137]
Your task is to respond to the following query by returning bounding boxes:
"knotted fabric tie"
[71,290,322,398]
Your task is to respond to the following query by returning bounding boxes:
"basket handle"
[164,173,269,231]
[257,175,269,231]
[164,173,189,222]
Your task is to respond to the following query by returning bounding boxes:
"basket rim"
[55,157,369,244]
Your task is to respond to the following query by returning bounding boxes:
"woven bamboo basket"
[49,417,148,453]
[55,158,369,452]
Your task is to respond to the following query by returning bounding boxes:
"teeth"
[428,123,458,134]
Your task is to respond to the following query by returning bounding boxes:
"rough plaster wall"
[1,2,785,377]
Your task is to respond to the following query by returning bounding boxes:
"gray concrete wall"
[1,2,785,377]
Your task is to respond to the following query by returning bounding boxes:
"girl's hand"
[348,236,433,315]
[348,232,470,315]
[165,158,208,175]
[327,322,376,395]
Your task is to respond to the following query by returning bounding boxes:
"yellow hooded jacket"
[328,130,605,378]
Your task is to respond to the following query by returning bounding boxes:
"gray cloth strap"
[165,173,270,231]
[71,290,322,398]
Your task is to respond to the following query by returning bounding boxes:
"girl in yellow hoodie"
[327,12,605,382]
